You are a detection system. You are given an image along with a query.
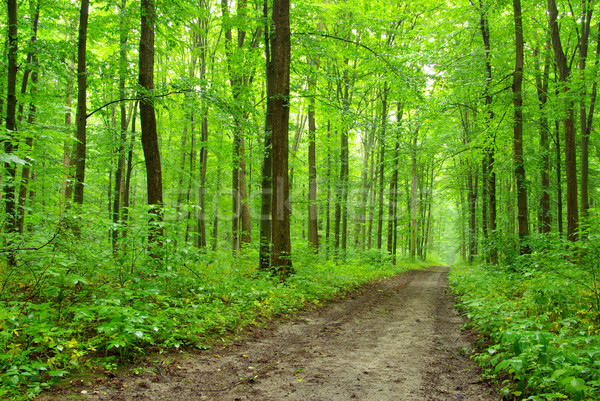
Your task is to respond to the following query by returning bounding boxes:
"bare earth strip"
[39,266,497,401]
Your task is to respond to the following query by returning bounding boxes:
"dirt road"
[42,266,497,400]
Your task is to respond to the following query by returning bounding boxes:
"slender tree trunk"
[62,26,77,204]
[410,130,419,259]
[325,120,332,258]
[140,0,164,250]
[259,0,274,269]
[548,0,578,241]
[467,166,476,263]
[513,0,530,251]
[534,41,552,233]
[221,0,255,252]
[122,106,137,233]
[377,82,388,249]
[477,0,497,263]
[579,0,593,224]
[73,0,89,209]
[307,62,319,253]
[112,0,129,253]
[270,0,293,277]
[15,1,40,234]
[3,0,19,248]
[197,2,210,248]
[555,119,563,236]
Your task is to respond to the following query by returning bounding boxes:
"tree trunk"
[122,106,137,232]
[307,60,319,253]
[578,0,593,224]
[197,2,210,248]
[477,0,498,264]
[555,119,563,236]
[259,0,274,269]
[512,0,530,251]
[16,1,40,234]
[3,0,19,247]
[112,0,129,253]
[270,0,293,277]
[221,0,256,252]
[410,130,419,259]
[534,40,552,233]
[140,0,164,250]
[548,0,578,241]
[73,0,89,208]
[376,82,388,249]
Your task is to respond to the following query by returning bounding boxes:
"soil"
[38,266,498,401]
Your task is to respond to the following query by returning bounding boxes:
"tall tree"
[15,0,40,234]
[476,0,497,263]
[270,0,293,277]
[139,0,164,249]
[307,58,319,253]
[3,0,19,245]
[221,0,255,252]
[534,39,552,233]
[112,0,129,253]
[73,0,89,208]
[578,1,597,225]
[548,0,578,241]
[512,0,529,250]
[197,0,211,249]
[259,0,274,269]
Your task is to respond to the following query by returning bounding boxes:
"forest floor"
[37,266,498,401]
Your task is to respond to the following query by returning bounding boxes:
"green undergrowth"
[0,230,428,400]
[450,235,600,400]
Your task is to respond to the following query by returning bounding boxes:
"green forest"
[2,0,600,398]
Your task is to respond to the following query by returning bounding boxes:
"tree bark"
[376,82,388,250]
[548,0,578,241]
[197,1,210,248]
[259,0,274,269]
[270,0,293,277]
[578,0,593,224]
[140,0,164,250]
[4,0,19,245]
[512,0,530,251]
[534,40,552,233]
[307,60,319,253]
[477,0,497,263]
[15,0,40,234]
[221,0,255,252]
[73,0,89,208]
[112,0,129,253]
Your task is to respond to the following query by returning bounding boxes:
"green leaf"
[560,377,586,400]
[0,153,27,165]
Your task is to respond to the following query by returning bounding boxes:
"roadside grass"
[0,231,429,400]
[450,235,600,400]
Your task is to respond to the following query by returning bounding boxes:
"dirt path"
[41,266,497,401]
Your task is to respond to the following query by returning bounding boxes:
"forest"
[3,0,600,398]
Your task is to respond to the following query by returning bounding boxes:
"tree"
[270,0,293,277]
[3,0,19,248]
[73,0,89,208]
[512,0,529,250]
[259,0,274,270]
[547,0,578,242]
[140,0,164,250]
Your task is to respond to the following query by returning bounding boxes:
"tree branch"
[86,89,192,119]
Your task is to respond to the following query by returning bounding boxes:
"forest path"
[41,266,497,401]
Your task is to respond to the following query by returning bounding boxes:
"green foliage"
[0,231,420,399]
[450,235,600,400]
